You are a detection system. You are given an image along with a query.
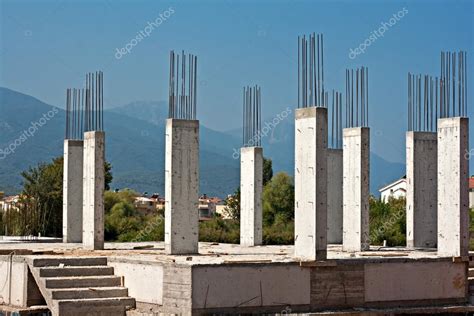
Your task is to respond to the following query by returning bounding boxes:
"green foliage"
[263,172,294,226]
[263,220,294,245]
[199,218,240,243]
[263,157,273,186]
[369,196,406,246]
[223,187,240,220]
[104,189,138,214]
[104,162,113,191]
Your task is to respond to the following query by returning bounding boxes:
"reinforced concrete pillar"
[406,131,437,248]
[327,148,343,244]
[82,131,105,250]
[165,119,199,254]
[63,139,83,243]
[343,127,370,252]
[294,107,328,260]
[437,117,469,257]
[240,147,263,246]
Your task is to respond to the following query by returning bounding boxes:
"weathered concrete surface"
[438,117,469,257]
[327,148,343,244]
[406,131,437,248]
[240,146,263,246]
[108,259,164,305]
[165,119,199,254]
[0,259,29,307]
[365,261,466,301]
[343,127,370,252]
[63,140,84,243]
[82,131,105,250]
[294,107,328,260]
[192,265,310,309]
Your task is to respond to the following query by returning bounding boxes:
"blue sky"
[0,0,473,165]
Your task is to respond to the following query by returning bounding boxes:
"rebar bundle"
[345,66,369,128]
[440,51,467,118]
[168,50,197,120]
[242,85,262,147]
[407,73,438,132]
[298,33,326,108]
[65,88,85,140]
[84,71,104,132]
[330,90,343,149]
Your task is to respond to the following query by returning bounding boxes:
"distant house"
[469,177,474,208]
[198,194,222,220]
[133,193,165,215]
[379,176,407,202]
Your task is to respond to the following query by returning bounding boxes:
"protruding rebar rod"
[297,33,325,108]
[168,50,197,119]
[345,66,369,128]
[242,85,262,147]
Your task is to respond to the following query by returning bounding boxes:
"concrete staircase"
[27,257,135,316]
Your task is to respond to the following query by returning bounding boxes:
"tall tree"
[262,172,294,225]
[263,157,273,186]
[7,157,114,237]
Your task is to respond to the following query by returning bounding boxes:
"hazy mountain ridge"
[0,87,403,196]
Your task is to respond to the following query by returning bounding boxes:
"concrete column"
[82,131,105,250]
[165,119,199,254]
[294,107,328,260]
[240,147,263,246]
[343,127,370,252]
[406,131,437,248]
[63,139,84,243]
[327,148,343,244]
[437,117,469,257]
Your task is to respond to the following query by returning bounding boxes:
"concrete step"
[32,257,107,267]
[51,286,128,300]
[469,268,474,277]
[56,297,135,315]
[45,275,121,289]
[40,265,114,277]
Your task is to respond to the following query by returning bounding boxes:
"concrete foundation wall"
[327,149,343,244]
[437,117,469,257]
[343,127,370,252]
[82,131,105,250]
[406,132,437,248]
[165,119,199,254]
[364,261,466,302]
[0,258,28,307]
[192,264,310,309]
[294,107,328,260]
[108,259,164,305]
[63,139,84,243]
[240,147,263,246]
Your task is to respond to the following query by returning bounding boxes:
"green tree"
[105,201,142,241]
[369,196,406,246]
[263,157,273,186]
[11,157,113,237]
[262,172,294,225]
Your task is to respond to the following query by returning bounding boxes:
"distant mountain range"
[0,87,404,196]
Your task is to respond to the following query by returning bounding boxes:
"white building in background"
[469,177,474,208]
[379,176,407,202]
